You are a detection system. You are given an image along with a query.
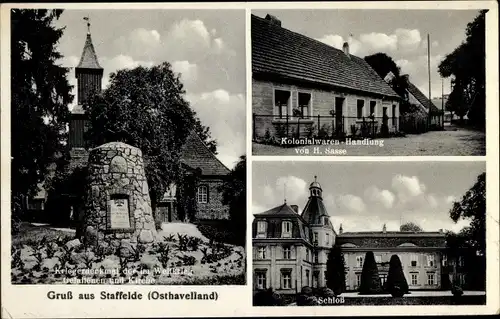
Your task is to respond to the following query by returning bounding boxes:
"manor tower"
[301,176,336,287]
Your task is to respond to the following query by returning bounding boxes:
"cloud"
[316,28,423,57]
[185,89,245,169]
[172,60,198,84]
[391,174,426,201]
[335,194,366,213]
[364,186,395,209]
[276,176,308,203]
[396,54,446,98]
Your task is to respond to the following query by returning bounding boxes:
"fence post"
[286,114,289,137]
[317,114,320,136]
[297,119,301,138]
[252,113,256,141]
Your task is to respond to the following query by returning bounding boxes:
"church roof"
[77,33,102,69]
[180,131,230,176]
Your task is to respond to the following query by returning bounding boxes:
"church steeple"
[75,16,103,106]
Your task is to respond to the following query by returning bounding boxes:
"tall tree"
[385,255,409,296]
[438,10,486,128]
[84,62,214,213]
[364,52,408,100]
[359,251,383,294]
[400,222,423,232]
[325,244,346,295]
[219,155,246,246]
[11,9,73,221]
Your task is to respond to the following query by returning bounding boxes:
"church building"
[252,176,462,295]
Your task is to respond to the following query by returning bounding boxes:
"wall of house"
[343,250,443,291]
[196,178,230,220]
[253,78,400,138]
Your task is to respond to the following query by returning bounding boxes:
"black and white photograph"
[10,8,246,285]
[251,10,487,156]
[252,161,486,306]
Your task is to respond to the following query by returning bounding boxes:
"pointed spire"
[77,16,102,70]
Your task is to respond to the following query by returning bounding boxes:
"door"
[383,107,388,126]
[335,97,344,135]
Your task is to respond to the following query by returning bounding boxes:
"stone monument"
[81,142,157,245]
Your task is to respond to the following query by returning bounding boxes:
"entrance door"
[335,97,344,135]
[382,107,388,126]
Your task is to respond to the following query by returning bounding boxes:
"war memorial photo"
[252,161,487,306]
[251,10,487,156]
[10,9,246,285]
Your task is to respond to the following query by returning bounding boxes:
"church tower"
[69,18,103,151]
[301,176,336,288]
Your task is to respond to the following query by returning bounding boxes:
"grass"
[11,222,74,246]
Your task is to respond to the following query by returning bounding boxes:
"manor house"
[252,177,466,295]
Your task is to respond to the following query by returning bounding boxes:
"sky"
[54,9,246,169]
[253,9,482,100]
[252,161,485,233]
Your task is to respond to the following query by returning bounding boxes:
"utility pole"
[427,33,432,129]
[442,78,445,128]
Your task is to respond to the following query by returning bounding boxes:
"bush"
[359,251,383,294]
[301,286,313,296]
[452,285,464,297]
[253,288,284,306]
[326,244,346,296]
[296,294,319,306]
[318,287,335,298]
[386,255,409,297]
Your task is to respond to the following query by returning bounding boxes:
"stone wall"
[81,142,157,244]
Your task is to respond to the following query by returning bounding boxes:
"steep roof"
[301,196,333,228]
[180,131,230,176]
[255,203,300,217]
[407,81,442,114]
[77,33,102,69]
[251,14,400,99]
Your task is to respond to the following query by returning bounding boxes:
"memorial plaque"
[109,198,131,229]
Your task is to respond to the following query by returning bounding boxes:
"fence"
[399,114,430,134]
[252,114,399,141]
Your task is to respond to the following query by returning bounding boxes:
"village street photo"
[252,161,486,306]
[251,10,487,156]
[10,9,246,285]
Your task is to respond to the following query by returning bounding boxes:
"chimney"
[342,42,350,56]
[290,205,299,213]
[265,14,282,27]
[439,229,443,233]
[382,224,387,233]
[339,224,343,234]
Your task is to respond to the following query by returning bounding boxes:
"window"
[392,104,397,125]
[458,256,465,267]
[427,255,435,267]
[411,254,418,267]
[411,273,418,285]
[256,221,267,238]
[257,247,266,259]
[356,273,361,288]
[305,249,309,262]
[282,221,292,238]
[369,101,376,117]
[375,255,382,264]
[380,274,388,286]
[305,270,310,286]
[427,273,435,285]
[314,252,319,264]
[197,185,208,203]
[256,271,267,289]
[304,227,309,240]
[313,232,318,244]
[283,246,291,259]
[326,233,330,246]
[356,256,364,268]
[357,100,365,119]
[274,89,290,119]
[442,255,448,266]
[281,270,292,289]
[458,273,466,285]
[345,271,349,289]
[298,92,311,119]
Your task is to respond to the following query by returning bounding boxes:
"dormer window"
[257,221,267,238]
[282,221,292,238]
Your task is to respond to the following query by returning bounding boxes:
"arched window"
[197,185,208,203]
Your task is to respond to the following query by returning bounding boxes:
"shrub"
[11,247,24,270]
[326,244,346,296]
[177,234,189,251]
[452,285,464,297]
[350,124,358,136]
[178,254,196,266]
[301,286,313,296]
[386,255,409,297]
[253,288,284,306]
[318,287,335,298]
[317,124,331,139]
[359,251,383,294]
[296,294,319,306]
[155,219,163,231]
[156,242,171,269]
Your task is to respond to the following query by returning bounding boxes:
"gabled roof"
[251,14,400,99]
[407,81,442,114]
[77,33,103,70]
[180,131,230,176]
[255,203,300,217]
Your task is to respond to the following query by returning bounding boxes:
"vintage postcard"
[1,1,499,318]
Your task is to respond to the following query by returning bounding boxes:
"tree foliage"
[438,10,486,128]
[400,222,423,232]
[385,254,409,296]
[219,155,246,246]
[359,251,383,294]
[325,244,346,295]
[84,62,214,212]
[364,52,408,102]
[11,9,73,219]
